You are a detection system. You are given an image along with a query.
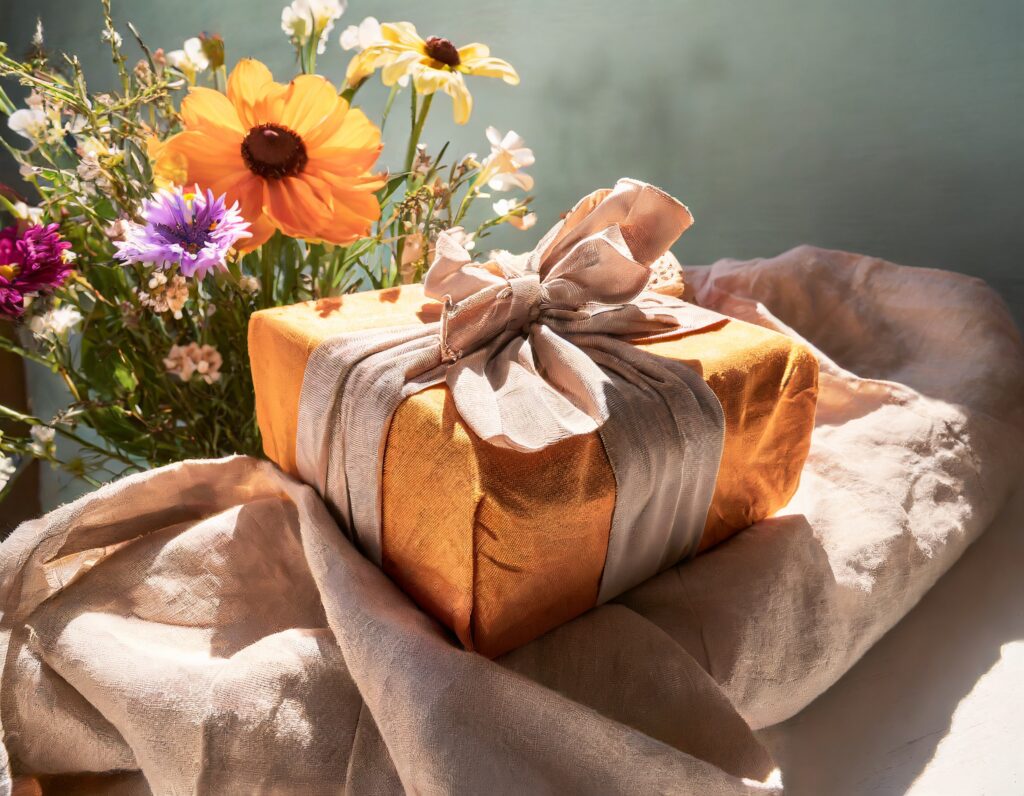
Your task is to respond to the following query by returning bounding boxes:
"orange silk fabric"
[249,286,818,657]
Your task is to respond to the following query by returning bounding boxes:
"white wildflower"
[512,212,536,231]
[164,342,223,385]
[7,108,49,142]
[28,306,83,340]
[492,198,537,231]
[166,38,209,83]
[105,218,130,241]
[76,136,119,160]
[77,152,103,182]
[0,456,16,491]
[479,127,535,192]
[238,275,261,294]
[11,201,44,226]
[339,15,381,51]
[283,0,346,55]
[28,425,57,459]
[101,28,123,49]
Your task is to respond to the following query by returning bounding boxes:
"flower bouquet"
[0,0,536,498]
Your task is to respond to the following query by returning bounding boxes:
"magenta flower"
[115,187,251,279]
[0,223,73,319]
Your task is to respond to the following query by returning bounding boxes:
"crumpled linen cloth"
[2,246,1023,795]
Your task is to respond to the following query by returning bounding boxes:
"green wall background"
[1,0,1022,507]
[3,0,1022,320]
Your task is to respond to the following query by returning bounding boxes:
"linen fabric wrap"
[250,182,819,656]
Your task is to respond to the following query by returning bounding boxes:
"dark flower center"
[155,220,210,254]
[424,36,461,68]
[241,123,308,180]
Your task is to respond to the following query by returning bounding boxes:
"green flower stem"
[0,404,137,468]
[378,84,399,134]
[404,92,433,175]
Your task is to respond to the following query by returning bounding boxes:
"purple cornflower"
[115,187,251,278]
[0,223,73,319]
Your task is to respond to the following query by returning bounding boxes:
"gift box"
[249,180,818,657]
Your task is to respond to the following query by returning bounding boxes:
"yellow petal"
[180,87,244,136]
[443,72,473,125]
[239,214,277,252]
[380,22,424,50]
[410,63,448,95]
[278,75,344,137]
[264,175,335,239]
[308,106,381,152]
[227,59,285,129]
[382,51,424,87]
[461,55,519,85]
[162,130,245,187]
[346,47,384,83]
[456,43,490,61]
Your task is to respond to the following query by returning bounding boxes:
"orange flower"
[155,59,384,250]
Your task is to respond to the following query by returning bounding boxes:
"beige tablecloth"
[2,246,1022,794]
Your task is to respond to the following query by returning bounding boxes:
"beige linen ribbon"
[297,178,726,603]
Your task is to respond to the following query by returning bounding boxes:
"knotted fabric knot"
[297,178,728,600]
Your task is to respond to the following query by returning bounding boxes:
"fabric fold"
[297,178,727,602]
[3,247,1022,794]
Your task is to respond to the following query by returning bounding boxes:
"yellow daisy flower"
[345,22,519,124]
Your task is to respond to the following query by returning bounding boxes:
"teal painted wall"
[1,1,1022,507]
[3,0,1022,322]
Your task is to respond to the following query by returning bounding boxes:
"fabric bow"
[421,177,721,451]
[297,178,726,587]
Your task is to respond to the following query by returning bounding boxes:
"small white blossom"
[339,16,381,51]
[28,425,57,459]
[77,152,103,182]
[512,213,537,231]
[105,218,130,241]
[101,28,123,48]
[0,456,16,491]
[492,198,538,231]
[238,275,261,294]
[11,201,44,226]
[28,306,83,340]
[283,0,346,55]
[480,127,535,192]
[8,108,49,142]
[76,136,119,160]
[166,38,210,83]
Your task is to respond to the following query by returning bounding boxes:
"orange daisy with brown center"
[155,59,384,250]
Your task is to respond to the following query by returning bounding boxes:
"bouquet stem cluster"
[0,0,537,499]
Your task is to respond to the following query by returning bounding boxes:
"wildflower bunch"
[0,1,534,494]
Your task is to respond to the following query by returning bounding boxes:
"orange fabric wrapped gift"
[250,288,817,657]
[250,180,818,657]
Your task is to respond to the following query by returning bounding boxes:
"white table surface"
[758,478,1024,795]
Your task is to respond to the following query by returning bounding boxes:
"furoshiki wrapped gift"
[250,179,818,657]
